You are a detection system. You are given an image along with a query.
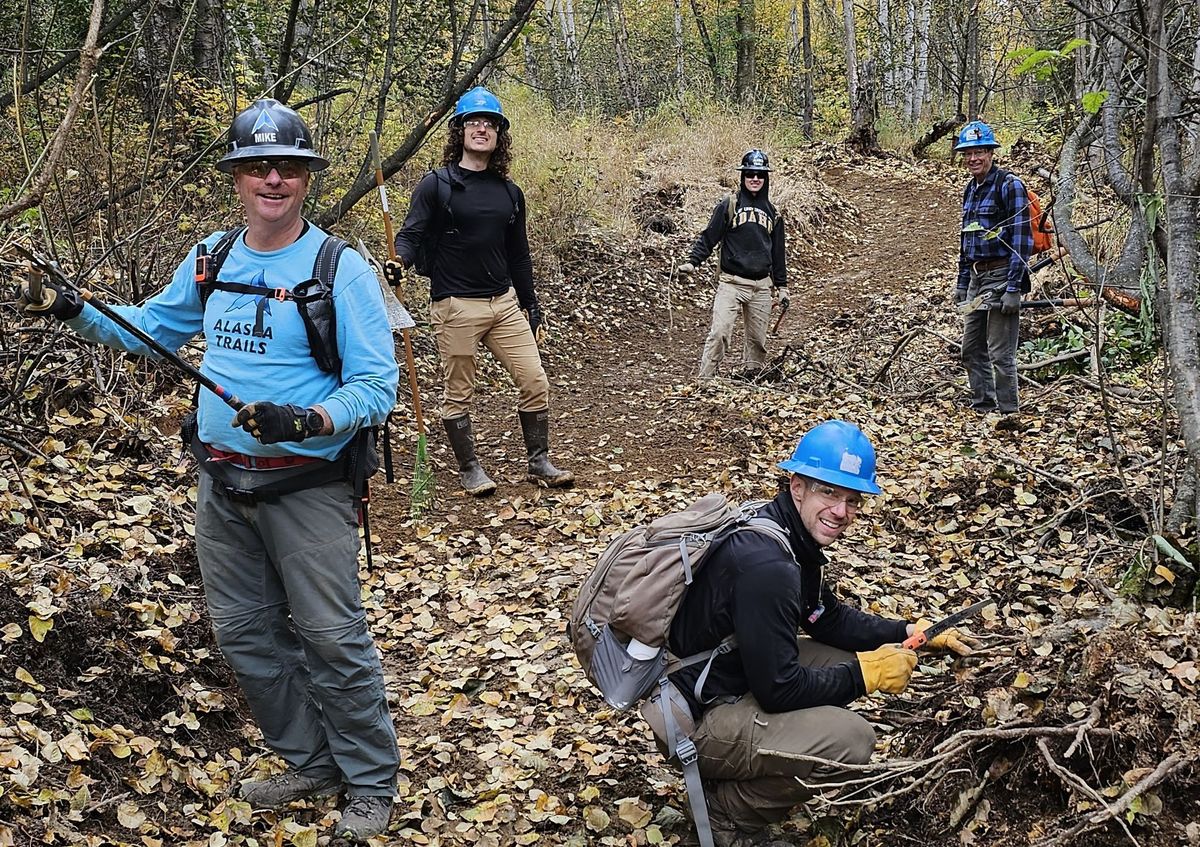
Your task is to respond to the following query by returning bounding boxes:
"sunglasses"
[463,117,500,130]
[744,171,767,180]
[235,158,308,179]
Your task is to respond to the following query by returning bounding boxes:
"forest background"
[2,0,1200,845]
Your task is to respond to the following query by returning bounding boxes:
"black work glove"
[954,286,969,305]
[1000,290,1021,315]
[231,402,319,444]
[16,278,84,320]
[525,301,545,344]
[383,259,405,288]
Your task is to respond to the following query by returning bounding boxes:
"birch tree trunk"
[877,0,893,105]
[673,0,687,109]
[802,0,814,137]
[689,0,722,95]
[556,0,583,109]
[605,0,642,117]
[542,0,567,108]
[842,0,859,106]
[192,0,222,82]
[787,0,814,136]
[912,0,930,121]
[735,0,757,105]
[965,0,981,118]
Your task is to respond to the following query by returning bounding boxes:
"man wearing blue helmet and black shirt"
[659,421,976,846]
[17,99,399,842]
[954,120,1033,415]
[384,86,573,496]
[678,149,788,381]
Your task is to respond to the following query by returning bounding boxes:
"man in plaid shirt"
[954,120,1033,414]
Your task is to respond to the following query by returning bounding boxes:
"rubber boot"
[442,415,497,496]
[518,409,574,487]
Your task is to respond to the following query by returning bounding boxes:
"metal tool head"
[356,239,415,332]
[920,598,994,643]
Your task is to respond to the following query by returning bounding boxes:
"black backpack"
[411,166,521,277]
[184,226,381,502]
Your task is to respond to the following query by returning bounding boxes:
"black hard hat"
[217,99,330,173]
[737,149,772,172]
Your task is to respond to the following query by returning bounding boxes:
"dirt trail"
[357,159,966,844]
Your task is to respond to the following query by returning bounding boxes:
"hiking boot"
[336,795,393,841]
[442,415,497,496]
[239,769,343,808]
[518,409,574,488]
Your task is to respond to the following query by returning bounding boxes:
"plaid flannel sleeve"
[1002,176,1034,291]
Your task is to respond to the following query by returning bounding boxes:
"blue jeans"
[962,268,1020,413]
[195,473,398,795]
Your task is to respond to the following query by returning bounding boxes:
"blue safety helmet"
[217,99,329,173]
[778,420,881,495]
[451,86,510,131]
[953,120,1000,152]
[738,149,772,172]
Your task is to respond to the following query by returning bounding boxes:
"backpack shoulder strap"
[197,225,247,309]
[504,179,521,225]
[725,193,737,228]
[312,234,349,288]
[433,166,454,231]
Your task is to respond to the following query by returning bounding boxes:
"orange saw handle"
[901,630,927,650]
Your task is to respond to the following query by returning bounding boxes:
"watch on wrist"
[303,408,325,439]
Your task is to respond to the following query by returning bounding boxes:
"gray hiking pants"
[694,640,876,834]
[962,267,1020,413]
[698,273,773,378]
[195,473,398,796]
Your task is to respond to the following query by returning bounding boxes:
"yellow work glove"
[856,645,917,695]
[914,618,980,656]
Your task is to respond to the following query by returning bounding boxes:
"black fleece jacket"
[668,490,909,719]
[393,163,537,308]
[686,183,787,285]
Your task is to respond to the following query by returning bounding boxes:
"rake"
[370,131,434,516]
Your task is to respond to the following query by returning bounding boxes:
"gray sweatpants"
[693,640,876,833]
[698,273,774,378]
[195,473,398,796]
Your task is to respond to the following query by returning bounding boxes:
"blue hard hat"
[452,86,510,131]
[778,420,881,495]
[217,99,329,173]
[954,120,999,151]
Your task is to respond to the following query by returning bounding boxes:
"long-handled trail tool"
[13,244,244,410]
[370,131,434,516]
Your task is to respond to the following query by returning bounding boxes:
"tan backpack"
[568,492,793,847]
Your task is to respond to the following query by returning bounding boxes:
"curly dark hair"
[441,120,513,179]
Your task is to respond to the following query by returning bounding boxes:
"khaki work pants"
[693,640,876,833]
[430,288,550,419]
[697,273,773,378]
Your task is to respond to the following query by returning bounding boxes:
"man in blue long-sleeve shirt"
[18,100,399,842]
[663,422,974,846]
[954,120,1033,414]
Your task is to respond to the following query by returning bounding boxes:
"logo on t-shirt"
[211,268,273,355]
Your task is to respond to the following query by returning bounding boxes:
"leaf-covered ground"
[2,151,1197,847]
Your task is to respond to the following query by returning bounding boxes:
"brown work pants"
[430,288,550,419]
[697,273,773,378]
[692,640,876,834]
